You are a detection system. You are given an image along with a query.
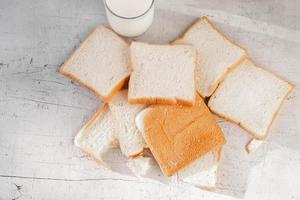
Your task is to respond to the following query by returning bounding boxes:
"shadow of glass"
[134,8,196,43]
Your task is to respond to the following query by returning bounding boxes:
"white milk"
[104,0,154,37]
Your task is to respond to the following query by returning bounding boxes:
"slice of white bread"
[74,104,118,167]
[128,42,197,106]
[173,16,247,97]
[60,25,131,102]
[135,115,222,189]
[178,148,222,190]
[127,156,152,177]
[246,138,265,154]
[108,90,147,157]
[208,58,294,139]
[135,94,226,176]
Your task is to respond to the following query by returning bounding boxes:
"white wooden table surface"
[0,0,299,199]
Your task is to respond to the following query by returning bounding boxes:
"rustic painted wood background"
[0,0,299,199]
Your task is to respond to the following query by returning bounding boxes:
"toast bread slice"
[109,90,147,157]
[135,94,226,176]
[173,16,247,97]
[74,105,118,167]
[61,25,131,102]
[128,42,197,106]
[208,58,294,139]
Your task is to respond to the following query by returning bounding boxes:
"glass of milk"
[104,0,154,37]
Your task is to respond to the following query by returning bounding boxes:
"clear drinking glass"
[104,0,154,37]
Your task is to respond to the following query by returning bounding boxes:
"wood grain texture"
[0,0,299,199]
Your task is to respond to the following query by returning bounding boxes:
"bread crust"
[128,41,197,106]
[172,16,249,97]
[245,138,253,154]
[108,89,148,157]
[173,16,248,54]
[208,59,295,140]
[128,97,194,107]
[245,109,277,154]
[245,138,258,154]
[60,25,130,102]
[128,149,145,158]
[74,104,118,168]
[208,54,248,97]
[85,104,109,129]
[140,95,226,176]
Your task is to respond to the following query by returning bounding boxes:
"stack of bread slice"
[61,16,293,190]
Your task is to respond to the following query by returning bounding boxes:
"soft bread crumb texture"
[174,16,247,97]
[178,148,221,189]
[109,90,147,157]
[128,42,196,106]
[137,94,226,176]
[208,58,293,139]
[127,156,152,176]
[74,105,118,166]
[61,25,131,101]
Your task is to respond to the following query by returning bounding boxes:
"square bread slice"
[173,16,247,97]
[60,25,131,102]
[208,59,294,139]
[128,42,197,106]
[178,147,222,190]
[74,104,119,167]
[108,90,147,157]
[135,94,226,176]
[133,123,221,189]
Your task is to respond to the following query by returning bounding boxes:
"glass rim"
[104,0,154,20]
